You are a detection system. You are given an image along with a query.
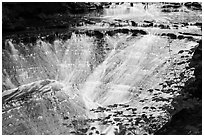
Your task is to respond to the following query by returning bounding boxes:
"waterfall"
[2,33,97,90]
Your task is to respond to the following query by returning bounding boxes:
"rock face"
[2,80,88,135]
[186,40,202,99]
[155,41,202,135]
[184,2,202,10]
[2,2,106,33]
[2,2,202,135]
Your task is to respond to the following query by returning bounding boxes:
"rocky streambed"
[2,2,202,135]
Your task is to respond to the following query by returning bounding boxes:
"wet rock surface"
[2,80,88,135]
[2,2,202,135]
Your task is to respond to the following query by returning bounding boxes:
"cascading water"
[2,30,148,134]
[3,2,202,135]
[2,31,124,134]
[3,33,96,90]
[2,31,171,135]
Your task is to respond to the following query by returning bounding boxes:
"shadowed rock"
[177,35,185,40]
[158,24,170,29]
[94,30,104,39]
[184,2,202,10]
[130,21,137,26]
[167,33,177,39]
[131,29,148,36]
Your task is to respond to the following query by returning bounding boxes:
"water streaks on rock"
[2,2,202,135]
